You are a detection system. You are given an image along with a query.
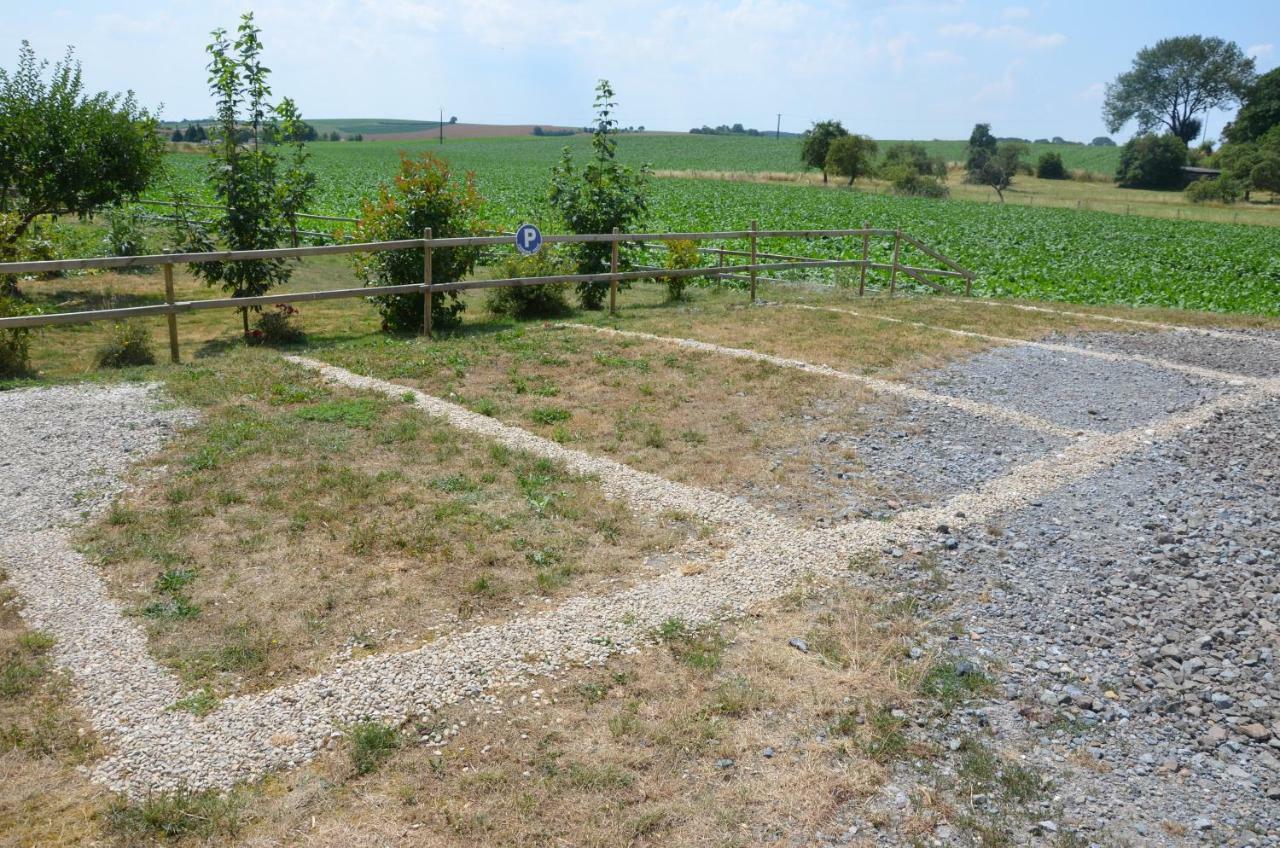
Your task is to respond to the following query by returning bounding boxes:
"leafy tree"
[1036,152,1067,179]
[449,116,458,124]
[1224,67,1280,144]
[800,120,848,183]
[548,79,650,310]
[1103,36,1256,143]
[969,139,1026,201]
[1090,136,1116,147]
[1251,157,1280,199]
[169,13,317,336]
[824,134,878,186]
[350,152,483,332]
[1217,125,1280,199]
[964,123,998,174]
[1114,134,1188,188]
[0,42,163,261]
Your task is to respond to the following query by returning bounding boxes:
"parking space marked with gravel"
[2,340,1274,801]
[784,303,1276,389]
[561,323,1091,440]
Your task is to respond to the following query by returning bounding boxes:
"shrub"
[101,205,152,269]
[1115,134,1187,188]
[95,320,155,368]
[248,303,305,345]
[486,249,574,319]
[0,294,39,377]
[880,143,947,178]
[885,166,949,198]
[659,239,701,300]
[348,721,400,775]
[350,152,483,333]
[1185,176,1244,204]
[1035,152,1068,180]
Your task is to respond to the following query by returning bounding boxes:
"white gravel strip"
[560,323,1091,440]
[938,296,1280,348]
[785,304,1273,389]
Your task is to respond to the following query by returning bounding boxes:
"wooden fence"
[0,224,974,363]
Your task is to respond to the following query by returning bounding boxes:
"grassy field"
[143,134,1280,316]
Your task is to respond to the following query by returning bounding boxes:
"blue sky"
[3,1,1276,141]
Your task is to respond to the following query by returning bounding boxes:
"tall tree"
[1224,67,1280,144]
[1103,36,1256,143]
[800,120,849,183]
[170,13,315,336]
[0,42,163,257]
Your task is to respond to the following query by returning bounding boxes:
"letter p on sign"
[515,223,542,256]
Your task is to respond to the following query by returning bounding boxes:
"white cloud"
[1002,6,1031,19]
[1247,43,1274,60]
[939,21,1063,50]
[1075,82,1105,102]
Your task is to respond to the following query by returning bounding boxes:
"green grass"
[348,720,402,775]
[148,134,1280,315]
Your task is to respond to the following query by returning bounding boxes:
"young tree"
[800,120,848,183]
[969,139,1026,200]
[1224,67,1280,144]
[349,152,483,332]
[171,128,184,142]
[1036,152,1067,179]
[170,13,316,336]
[0,42,163,260]
[548,79,650,309]
[824,134,878,185]
[1103,36,1256,143]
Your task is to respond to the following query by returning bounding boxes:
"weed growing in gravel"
[105,790,247,841]
[349,720,402,775]
[920,658,996,713]
[655,617,726,672]
[169,688,219,717]
[832,706,910,764]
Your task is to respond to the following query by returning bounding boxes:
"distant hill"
[158,117,584,140]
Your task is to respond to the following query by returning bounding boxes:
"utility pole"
[776,114,781,141]
[439,107,444,145]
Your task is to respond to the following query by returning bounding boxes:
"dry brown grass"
[0,576,107,848]
[80,349,689,698]
[314,321,925,525]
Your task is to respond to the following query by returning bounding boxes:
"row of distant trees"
[169,123,363,143]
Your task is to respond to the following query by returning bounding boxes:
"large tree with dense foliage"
[170,13,316,336]
[800,120,849,183]
[548,79,650,310]
[825,134,878,186]
[1103,36,1256,143]
[1224,67,1280,144]
[0,42,163,258]
[1216,125,1280,200]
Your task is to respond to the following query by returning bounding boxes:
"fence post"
[717,247,725,286]
[162,252,180,364]
[889,229,902,296]
[858,221,869,297]
[422,227,433,338]
[609,227,619,316]
[749,219,759,302]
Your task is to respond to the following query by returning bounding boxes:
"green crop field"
[152,135,1280,315]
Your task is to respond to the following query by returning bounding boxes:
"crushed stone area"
[920,342,1232,434]
[1060,329,1280,380]
[0,385,193,731]
[845,397,1280,845]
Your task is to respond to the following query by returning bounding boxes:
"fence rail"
[0,225,974,361]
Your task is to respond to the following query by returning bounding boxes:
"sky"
[2,0,1277,142]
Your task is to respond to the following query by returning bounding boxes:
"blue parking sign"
[515,223,542,255]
